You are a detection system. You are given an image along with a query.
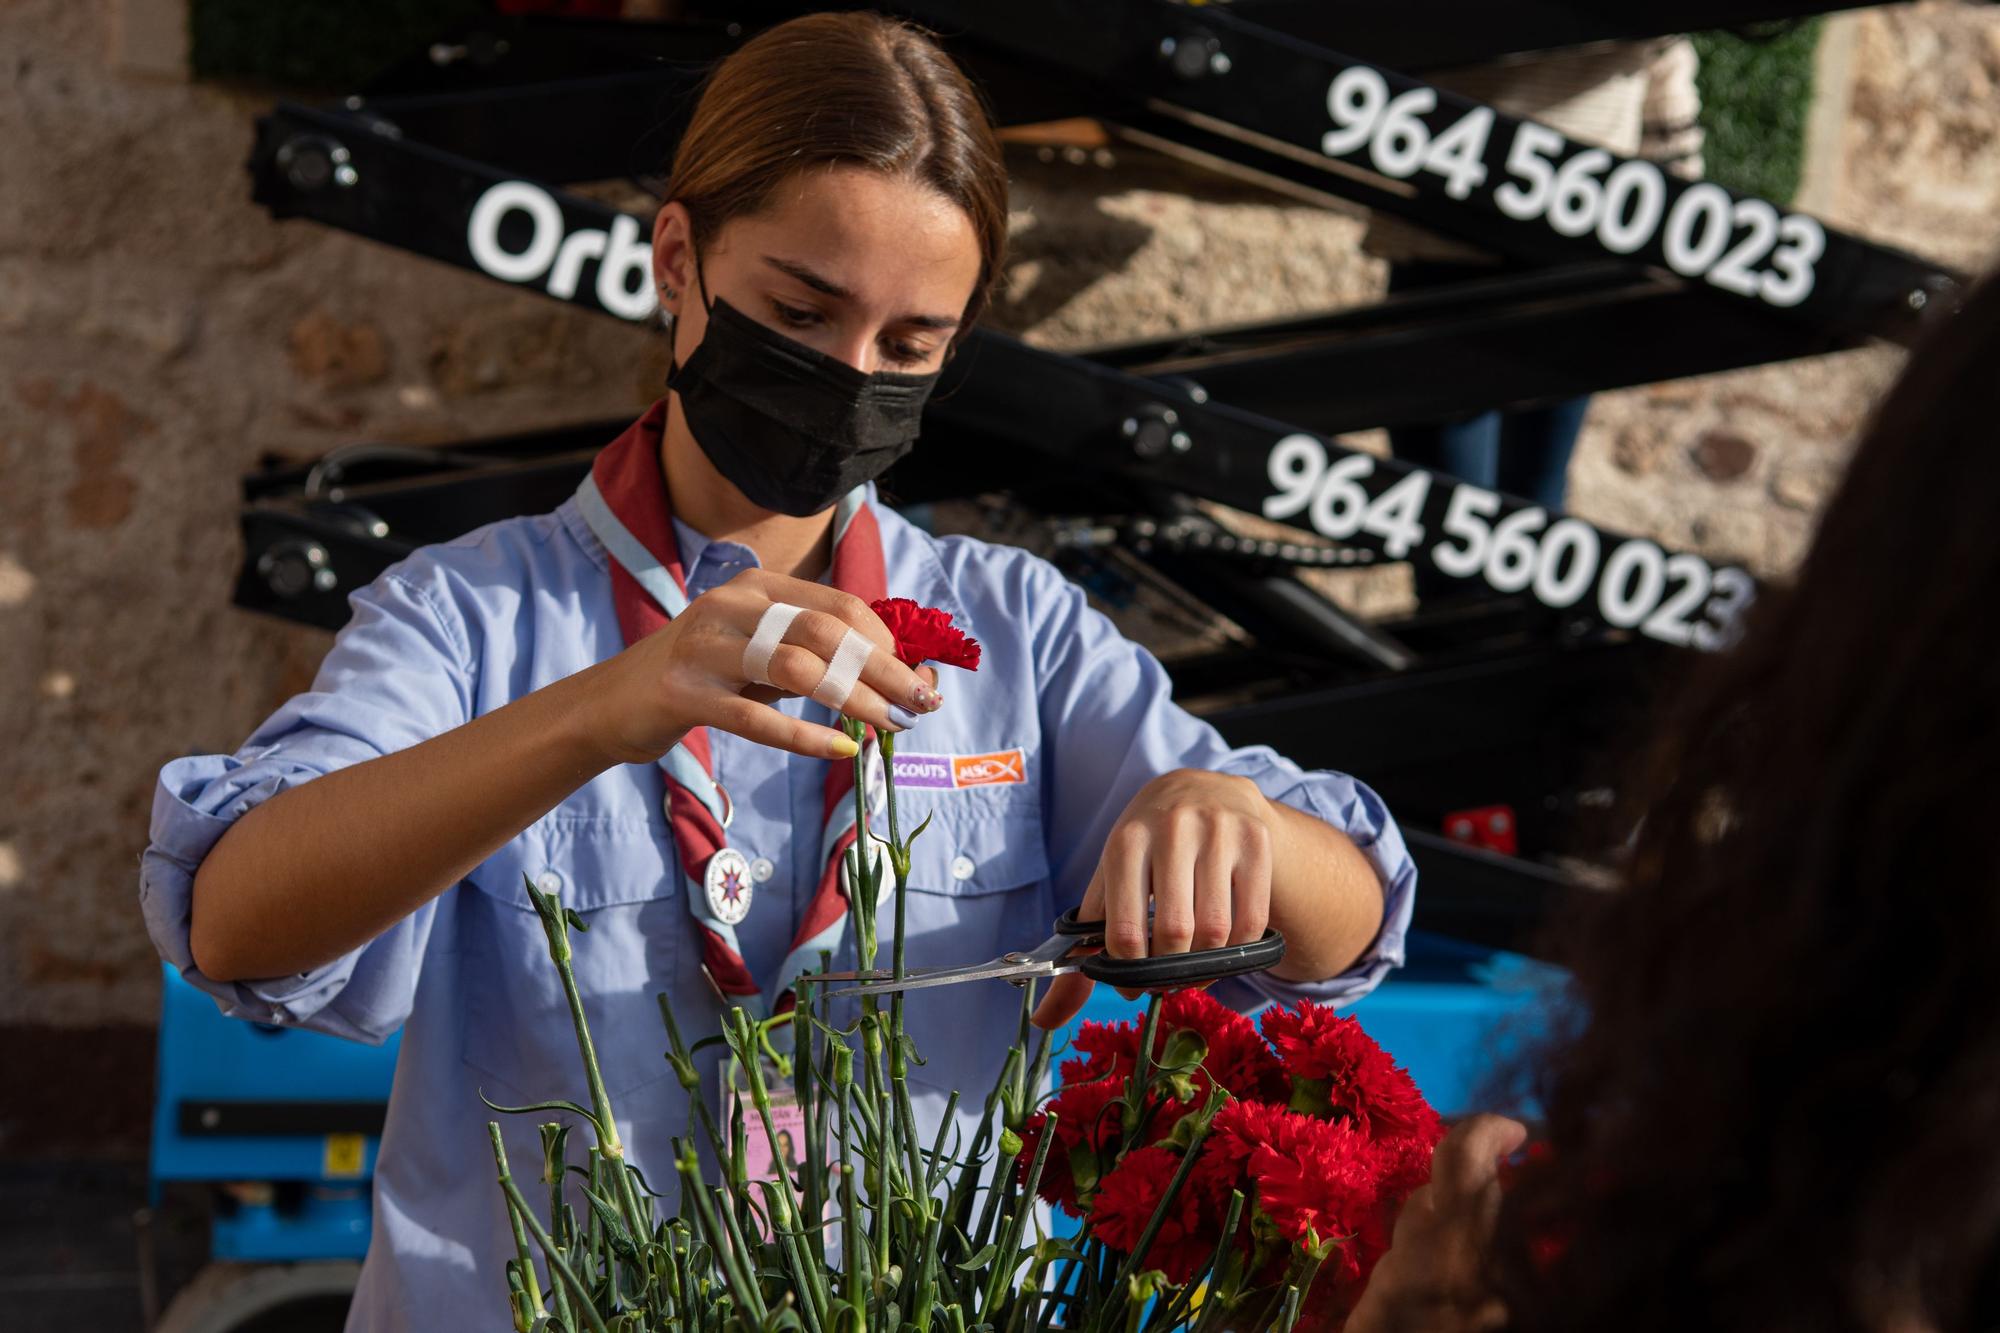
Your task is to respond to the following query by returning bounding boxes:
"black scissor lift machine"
[235,0,1958,952]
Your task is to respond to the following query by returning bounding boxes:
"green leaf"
[1158,1027,1207,1073]
[564,906,590,934]
[898,1031,927,1069]
[478,1092,602,1134]
[956,1243,998,1272]
[579,1185,638,1260]
[1287,1076,1335,1119]
[1067,1144,1101,1194]
[906,808,936,847]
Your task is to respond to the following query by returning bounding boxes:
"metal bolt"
[1169,430,1193,453]
[1908,288,1929,311]
[1165,30,1223,80]
[1126,405,1181,459]
[276,136,350,193]
[1209,51,1232,76]
[333,163,358,188]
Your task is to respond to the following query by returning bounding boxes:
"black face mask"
[666,268,944,517]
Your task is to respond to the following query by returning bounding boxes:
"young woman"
[1347,270,2000,1333]
[140,14,1412,1330]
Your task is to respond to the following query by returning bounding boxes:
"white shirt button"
[750,857,775,883]
[535,870,564,894]
[950,855,975,881]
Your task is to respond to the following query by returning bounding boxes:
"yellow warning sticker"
[323,1132,367,1178]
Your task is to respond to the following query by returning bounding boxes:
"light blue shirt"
[139,484,1417,1333]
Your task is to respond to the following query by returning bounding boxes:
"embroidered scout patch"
[890,748,1027,791]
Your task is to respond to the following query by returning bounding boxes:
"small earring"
[659,284,678,300]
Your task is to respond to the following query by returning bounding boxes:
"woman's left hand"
[1344,1115,1528,1333]
[1030,768,1273,1029]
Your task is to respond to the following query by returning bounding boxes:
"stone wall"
[2,1,1997,1034]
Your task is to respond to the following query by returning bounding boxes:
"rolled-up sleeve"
[139,567,474,1044]
[1025,561,1415,1013]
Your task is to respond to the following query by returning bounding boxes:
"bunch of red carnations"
[1014,990,1444,1333]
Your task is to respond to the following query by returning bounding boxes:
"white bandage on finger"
[742,601,806,686]
[811,626,877,713]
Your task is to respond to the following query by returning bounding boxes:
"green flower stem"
[730,1009,816,1263]
[527,880,653,1243]
[537,1124,577,1333]
[490,1123,612,1333]
[981,1109,1057,1321]
[1122,996,1166,1144]
[840,1159,868,1333]
[768,1184,829,1333]
[656,993,734,1175]
[490,1132,545,1331]
[881,727,910,1002]
[795,986,828,1268]
[676,1138,767,1324]
[842,718,899,1301]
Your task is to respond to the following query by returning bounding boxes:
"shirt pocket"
[892,793,1057,1077]
[458,817,686,1101]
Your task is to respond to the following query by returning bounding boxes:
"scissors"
[817,908,1286,999]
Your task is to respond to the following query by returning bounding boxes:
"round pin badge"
[703,847,754,926]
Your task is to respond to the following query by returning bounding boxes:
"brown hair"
[1489,269,2000,1333]
[664,12,1008,342]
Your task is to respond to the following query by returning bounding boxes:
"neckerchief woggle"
[573,399,890,1018]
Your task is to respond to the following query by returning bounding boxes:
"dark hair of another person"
[663,11,1008,346]
[1490,269,2000,1333]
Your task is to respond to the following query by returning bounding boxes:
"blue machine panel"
[150,964,401,1260]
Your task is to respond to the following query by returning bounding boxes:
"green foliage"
[1691,20,1823,206]
[189,0,485,91]
[489,730,1321,1332]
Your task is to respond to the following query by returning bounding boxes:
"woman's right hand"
[578,568,944,765]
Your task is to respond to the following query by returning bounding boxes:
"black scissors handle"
[1051,908,1287,986]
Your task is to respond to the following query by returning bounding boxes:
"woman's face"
[651,165,982,378]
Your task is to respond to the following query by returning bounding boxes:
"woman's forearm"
[1262,795,1387,983]
[189,663,623,983]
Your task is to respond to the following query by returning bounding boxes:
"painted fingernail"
[912,683,942,710]
[831,734,860,759]
[886,704,920,731]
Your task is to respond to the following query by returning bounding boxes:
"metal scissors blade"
[819,920,1089,998]
[817,908,1287,999]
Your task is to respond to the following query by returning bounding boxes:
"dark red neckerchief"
[587,401,885,1005]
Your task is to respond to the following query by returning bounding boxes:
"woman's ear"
[651,202,696,317]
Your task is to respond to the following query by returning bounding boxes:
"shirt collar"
[671,515,763,599]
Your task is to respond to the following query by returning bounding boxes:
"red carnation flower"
[1086,1145,1216,1284]
[1019,1077,1126,1216]
[1210,1103,1377,1246]
[1159,990,1289,1103]
[870,597,981,670]
[1057,992,1286,1107]
[1060,1015,1142,1085]
[1261,1003,1442,1143]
